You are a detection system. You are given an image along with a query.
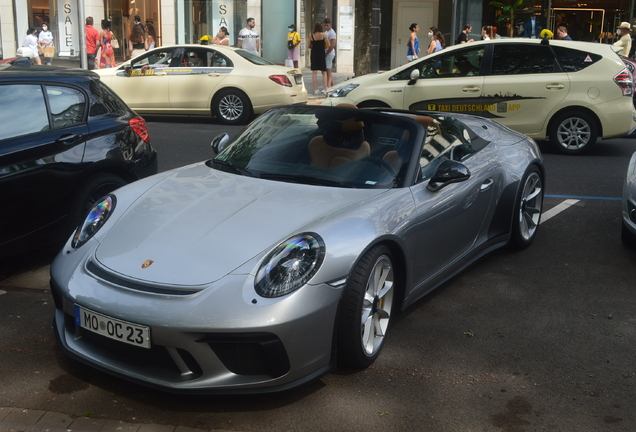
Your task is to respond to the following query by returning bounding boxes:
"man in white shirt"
[613,22,632,57]
[323,18,336,88]
[237,18,260,56]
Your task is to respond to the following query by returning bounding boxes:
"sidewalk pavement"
[0,406,232,432]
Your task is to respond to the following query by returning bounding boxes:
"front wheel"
[548,111,598,155]
[212,89,252,125]
[337,245,395,368]
[509,165,544,250]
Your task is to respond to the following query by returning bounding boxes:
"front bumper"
[50,252,341,394]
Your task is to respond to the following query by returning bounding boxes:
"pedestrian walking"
[309,22,328,95]
[556,25,572,40]
[23,27,41,65]
[481,26,494,41]
[128,24,146,58]
[406,23,420,61]
[212,27,230,46]
[613,22,632,57]
[323,18,336,88]
[38,23,54,65]
[456,24,474,44]
[427,30,444,54]
[237,17,260,55]
[287,24,301,68]
[85,17,100,70]
[145,23,158,50]
[99,20,116,69]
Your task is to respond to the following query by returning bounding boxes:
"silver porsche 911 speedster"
[50,104,544,394]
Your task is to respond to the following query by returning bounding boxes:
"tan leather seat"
[382,115,435,172]
[309,109,370,168]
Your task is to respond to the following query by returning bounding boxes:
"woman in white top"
[212,27,230,46]
[23,27,41,65]
[38,23,54,65]
[145,23,158,50]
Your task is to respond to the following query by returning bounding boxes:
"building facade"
[0,0,633,71]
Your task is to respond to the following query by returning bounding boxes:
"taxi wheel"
[212,89,252,125]
[548,111,598,155]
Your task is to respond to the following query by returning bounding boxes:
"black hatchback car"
[0,65,157,258]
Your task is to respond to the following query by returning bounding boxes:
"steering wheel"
[358,157,398,177]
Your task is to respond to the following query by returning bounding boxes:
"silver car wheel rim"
[219,94,243,120]
[360,255,394,356]
[556,117,591,150]
[519,172,543,241]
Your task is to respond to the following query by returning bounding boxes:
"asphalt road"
[2,117,636,431]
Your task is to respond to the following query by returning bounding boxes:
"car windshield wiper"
[259,173,346,187]
[211,158,254,177]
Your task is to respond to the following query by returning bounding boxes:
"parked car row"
[324,38,636,155]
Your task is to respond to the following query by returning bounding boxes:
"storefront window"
[182,0,247,45]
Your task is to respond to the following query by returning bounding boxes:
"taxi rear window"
[551,47,602,72]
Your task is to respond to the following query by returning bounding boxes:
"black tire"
[212,89,252,125]
[548,111,598,155]
[622,220,636,247]
[68,173,127,233]
[509,165,544,250]
[337,245,395,368]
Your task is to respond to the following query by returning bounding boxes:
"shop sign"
[57,0,79,56]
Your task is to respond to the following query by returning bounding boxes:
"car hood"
[95,163,384,286]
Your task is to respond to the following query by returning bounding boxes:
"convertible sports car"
[50,105,544,393]
[95,44,307,125]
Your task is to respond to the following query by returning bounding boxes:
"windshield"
[211,106,422,189]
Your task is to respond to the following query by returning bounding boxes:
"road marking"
[540,199,579,224]
[545,194,621,201]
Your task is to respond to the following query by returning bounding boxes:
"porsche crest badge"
[141,260,154,269]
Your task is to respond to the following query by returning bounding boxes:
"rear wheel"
[337,245,395,368]
[509,166,543,250]
[212,89,252,125]
[548,111,598,155]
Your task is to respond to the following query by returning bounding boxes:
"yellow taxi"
[96,44,307,125]
[324,39,636,154]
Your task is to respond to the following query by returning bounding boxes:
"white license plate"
[74,305,151,349]
[294,76,302,85]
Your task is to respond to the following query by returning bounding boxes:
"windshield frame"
[212,105,427,189]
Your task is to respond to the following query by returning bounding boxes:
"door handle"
[480,178,494,191]
[462,86,481,93]
[56,133,82,145]
[546,83,565,90]
[154,72,167,76]
[208,73,221,77]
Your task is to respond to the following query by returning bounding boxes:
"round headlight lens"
[71,195,116,249]
[254,233,325,298]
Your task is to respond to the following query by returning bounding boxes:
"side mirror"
[211,133,230,154]
[408,68,420,85]
[427,159,471,192]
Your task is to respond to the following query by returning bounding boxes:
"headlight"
[327,83,359,98]
[71,195,116,249]
[254,233,325,298]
